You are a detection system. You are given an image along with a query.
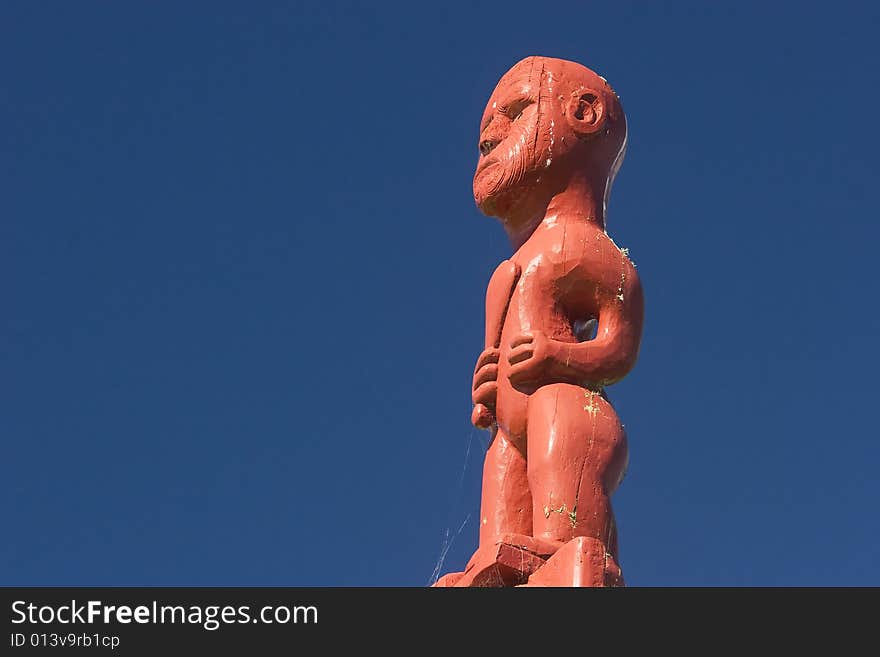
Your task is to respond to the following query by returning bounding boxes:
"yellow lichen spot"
[547,502,573,520]
[584,390,600,416]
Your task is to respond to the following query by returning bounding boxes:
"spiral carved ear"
[565,88,606,137]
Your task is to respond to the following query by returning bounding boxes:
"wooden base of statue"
[432,533,623,588]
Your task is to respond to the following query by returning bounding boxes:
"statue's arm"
[550,261,644,387]
[506,250,644,391]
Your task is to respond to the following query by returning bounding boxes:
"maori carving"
[434,57,644,587]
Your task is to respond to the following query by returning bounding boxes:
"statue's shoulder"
[487,258,522,292]
[538,219,611,265]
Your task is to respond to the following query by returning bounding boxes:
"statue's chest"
[488,252,555,336]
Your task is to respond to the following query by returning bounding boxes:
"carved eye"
[479,139,498,156]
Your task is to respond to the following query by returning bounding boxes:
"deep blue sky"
[3,2,878,586]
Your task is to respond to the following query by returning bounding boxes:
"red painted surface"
[436,57,643,587]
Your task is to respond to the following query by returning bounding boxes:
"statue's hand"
[472,347,500,428]
[507,331,556,392]
[472,347,500,410]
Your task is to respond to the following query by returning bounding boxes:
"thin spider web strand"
[428,426,479,584]
[428,513,472,586]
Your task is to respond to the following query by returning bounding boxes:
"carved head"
[473,56,627,223]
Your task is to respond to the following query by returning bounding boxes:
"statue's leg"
[434,428,535,587]
[526,384,628,559]
[442,429,544,587]
[478,428,532,546]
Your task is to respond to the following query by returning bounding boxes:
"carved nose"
[479,139,499,156]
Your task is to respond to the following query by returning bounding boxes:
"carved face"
[473,58,556,216]
[473,57,626,221]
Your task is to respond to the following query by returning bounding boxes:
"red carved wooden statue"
[434,56,644,587]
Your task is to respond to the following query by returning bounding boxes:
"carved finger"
[473,363,499,390]
[475,348,500,371]
[472,380,498,407]
[510,333,534,349]
[507,344,534,365]
[507,361,536,387]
